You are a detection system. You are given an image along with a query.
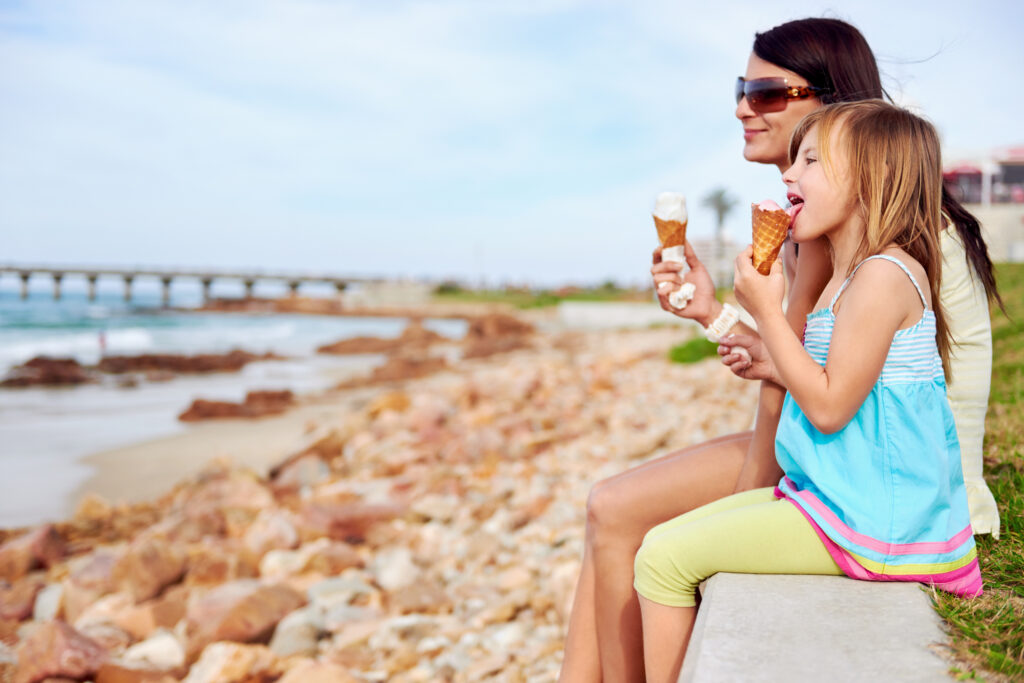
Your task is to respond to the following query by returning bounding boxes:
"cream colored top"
[940,226,1000,537]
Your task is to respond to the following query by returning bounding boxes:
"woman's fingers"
[651,261,683,275]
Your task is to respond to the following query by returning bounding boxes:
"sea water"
[0,278,466,527]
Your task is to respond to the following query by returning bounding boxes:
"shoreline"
[72,388,374,510]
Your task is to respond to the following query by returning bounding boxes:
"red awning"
[943,163,983,177]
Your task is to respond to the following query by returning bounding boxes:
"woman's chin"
[742,143,785,167]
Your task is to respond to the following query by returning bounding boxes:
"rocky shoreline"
[0,325,759,682]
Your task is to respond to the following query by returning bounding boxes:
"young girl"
[632,100,982,683]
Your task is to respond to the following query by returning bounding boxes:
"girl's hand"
[733,245,785,322]
[718,333,783,385]
[651,242,719,326]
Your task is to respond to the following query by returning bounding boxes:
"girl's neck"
[825,214,867,275]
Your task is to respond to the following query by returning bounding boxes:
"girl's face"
[782,123,857,243]
[736,53,823,171]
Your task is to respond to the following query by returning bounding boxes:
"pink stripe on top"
[778,491,984,598]
[781,477,974,556]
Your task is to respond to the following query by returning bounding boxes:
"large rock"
[181,643,279,683]
[178,390,294,422]
[120,630,186,672]
[317,319,444,356]
[13,620,107,683]
[185,581,306,656]
[112,534,185,602]
[96,350,279,375]
[0,525,64,582]
[296,501,404,543]
[95,662,179,683]
[32,582,64,622]
[1,357,93,387]
[267,607,320,657]
[0,575,46,621]
[243,511,299,559]
[183,541,259,587]
[277,660,359,683]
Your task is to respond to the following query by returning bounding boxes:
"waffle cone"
[654,216,688,248]
[751,203,790,275]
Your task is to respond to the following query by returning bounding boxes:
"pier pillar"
[288,281,301,297]
[123,276,134,303]
[161,277,173,308]
[86,274,98,301]
[244,279,255,299]
[20,272,30,300]
[52,273,64,300]
[201,278,213,303]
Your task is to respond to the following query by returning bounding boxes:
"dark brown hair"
[755,17,1001,309]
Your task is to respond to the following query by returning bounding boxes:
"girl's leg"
[637,596,695,683]
[634,488,844,682]
[559,431,752,683]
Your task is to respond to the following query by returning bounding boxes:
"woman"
[558,17,1000,683]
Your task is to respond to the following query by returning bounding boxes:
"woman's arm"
[651,242,756,335]
[736,253,915,434]
[732,240,831,491]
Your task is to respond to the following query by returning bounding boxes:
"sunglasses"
[735,77,827,113]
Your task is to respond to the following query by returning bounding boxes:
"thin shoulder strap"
[829,254,928,313]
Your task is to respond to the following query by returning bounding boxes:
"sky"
[1,0,1022,288]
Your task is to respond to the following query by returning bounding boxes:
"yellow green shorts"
[634,487,843,607]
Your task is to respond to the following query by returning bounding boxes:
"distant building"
[689,236,742,287]
[943,145,1024,262]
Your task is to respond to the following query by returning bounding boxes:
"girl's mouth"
[786,196,804,228]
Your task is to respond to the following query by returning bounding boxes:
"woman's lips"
[743,129,764,141]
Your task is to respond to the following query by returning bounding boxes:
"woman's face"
[736,53,823,171]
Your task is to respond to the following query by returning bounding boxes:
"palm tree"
[702,188,738,284]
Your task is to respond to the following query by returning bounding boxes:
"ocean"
[0,279,466,528]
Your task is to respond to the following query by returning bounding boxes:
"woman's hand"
[733,245,785,323]
[651,241,720,326]
[718,333,783,386]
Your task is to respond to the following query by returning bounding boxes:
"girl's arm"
[732,238,831,491]
[735,251,916,434]
[721,237,832,384]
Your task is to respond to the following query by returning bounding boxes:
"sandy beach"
[0,314,759,682]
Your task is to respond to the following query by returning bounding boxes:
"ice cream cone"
[654,216,688,249]
[751,202,790,275]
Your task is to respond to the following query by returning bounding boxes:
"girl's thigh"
[635,488,842,607]
[589,431,751,532]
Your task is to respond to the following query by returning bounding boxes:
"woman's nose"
[735,95,756,121]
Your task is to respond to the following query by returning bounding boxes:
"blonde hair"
[788,100,951,378]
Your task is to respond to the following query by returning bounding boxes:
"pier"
[0,264,388,305]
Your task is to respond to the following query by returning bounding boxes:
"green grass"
[668,336,720,364]
[933,262,1024,681]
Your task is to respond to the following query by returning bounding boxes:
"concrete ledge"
[680,573,950,682]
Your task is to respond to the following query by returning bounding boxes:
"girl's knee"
[585,477,633,535]
[633,536,698,608]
